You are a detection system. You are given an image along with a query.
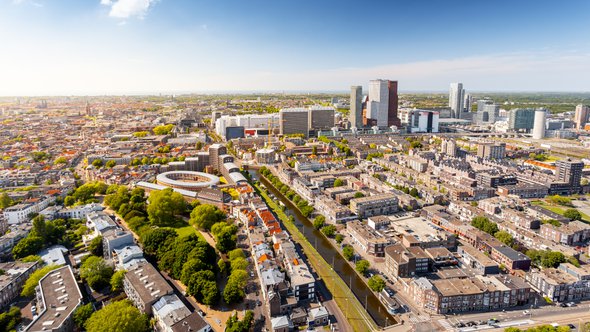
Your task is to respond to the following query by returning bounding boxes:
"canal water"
[254,172,396,327]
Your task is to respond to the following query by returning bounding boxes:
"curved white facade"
[156,171,220,190]
[532,110,546,139]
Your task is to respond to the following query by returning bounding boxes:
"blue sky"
[1,0,589,95]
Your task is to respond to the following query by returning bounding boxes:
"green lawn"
[531,201,590,223]
[174,225,197,238]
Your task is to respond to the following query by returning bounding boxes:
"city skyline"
[1,0,589,95]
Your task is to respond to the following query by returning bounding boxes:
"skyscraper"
[366,79,400,128]
[449,83,464,119]
[387,80,400,127]
[350,86,363,129]
[532,109,547,139]
[574,104,589,130]
[463,93,473,112]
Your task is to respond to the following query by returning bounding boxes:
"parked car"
[567,302,576,307]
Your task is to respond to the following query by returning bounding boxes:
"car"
[455,322,465,328]
[567,324,576,329]
[257,300,262,307]
[559,302,567,307]
[567,302,576,307]
[523,310,529,315]
[466,321,477,327]
[488,319,499,326]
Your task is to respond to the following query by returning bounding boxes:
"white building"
[3,196,54,224]
[367,79,390,127]
[408,110,439,133]
[214,113,280,138]
[449,83,464,119]
[532,109,547,139]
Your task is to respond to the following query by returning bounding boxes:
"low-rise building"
[349,194,398,219]
[123,262,174,315]
[410,274,530,314]
[527,263,590,303]
[384,244,430,278]
[346,220,392,256]
[457,243,499,275]
[25,266,83,332]
[152,294,212,332]
[0,261,39,309]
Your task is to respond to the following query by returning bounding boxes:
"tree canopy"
[355,259,370,276]
[368,275,386,292]
[21,265,61,297]
[189,204,226,230]
[147,188,187,227]
[85,300,149,332]
[564,208,582,221]
[80,256,114,290]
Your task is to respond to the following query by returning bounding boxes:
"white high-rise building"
[532,109,547,139]
[574,104,589,130]
[449,83,464,119]
[463,93,473,112]
[367,79,390,127]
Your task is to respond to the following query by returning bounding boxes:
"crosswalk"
[438,319,456,331]
[409,315,431,324]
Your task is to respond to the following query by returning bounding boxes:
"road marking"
[438,319,455,331]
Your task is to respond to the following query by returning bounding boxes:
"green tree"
[147,188,187,227]
[73,303,94,329]
[189,204,225,230]
[335,234,344,244]
[214,224,238,253]
[153,124,175,135]
[105,160,117,168]
[225,311,254,332]
[355,259,370,276]
[196,141,204,150]
[313,215,326,230]
[110,270,126,292]
[368,275,386,292]
[495,231,515,247]
[471,216,499,235]
[333,178,344,187]
[12,236,44,258]
[228,249,245,261]
[53,156,68,165]
[80,256,114,290]
[354,192,365,198]
[140,228,177,257]
[88,236,103,257]
[21,265,61,297]
[0,306,22,332]
[541,251,566,268]
[0,193,13,209]
[230,257,249,272]
[91,159,104,168]
[85,300,149,332]
[321,224,336,237]
[342,245,355,261]
[224,270,248,304]
[564,209,582,221]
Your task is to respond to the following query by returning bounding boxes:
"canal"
[254,172,396,328]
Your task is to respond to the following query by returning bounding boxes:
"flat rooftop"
[388,216,449,243]
[26,266,83,332]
